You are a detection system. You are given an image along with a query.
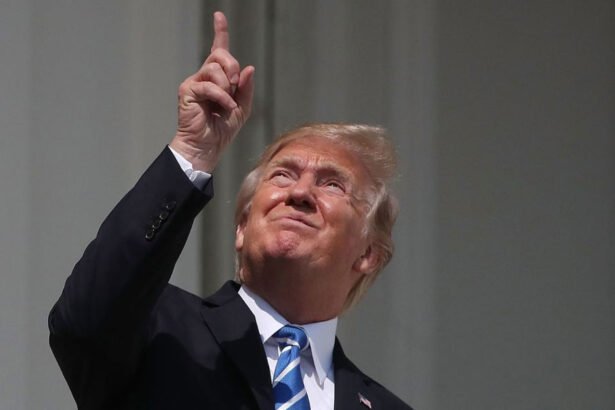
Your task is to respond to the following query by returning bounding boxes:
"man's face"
[235,136,376,303]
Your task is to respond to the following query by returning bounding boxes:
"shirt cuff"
[168,145,211,190]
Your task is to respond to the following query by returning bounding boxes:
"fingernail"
[231,73,239,84]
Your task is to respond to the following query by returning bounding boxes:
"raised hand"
[170,11,255,172]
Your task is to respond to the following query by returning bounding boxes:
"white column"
[0,1,31,408]
[0,1,204,408]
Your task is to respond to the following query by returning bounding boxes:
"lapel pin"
[358,392,372,409]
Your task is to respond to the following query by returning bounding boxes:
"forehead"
[266,136,370,180]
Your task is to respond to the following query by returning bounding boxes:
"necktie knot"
[272,325,311,410]
[273,325,309,352]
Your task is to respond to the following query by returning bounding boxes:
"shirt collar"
[238,285,337,386]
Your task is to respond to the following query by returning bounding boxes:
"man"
[49,11,412,410]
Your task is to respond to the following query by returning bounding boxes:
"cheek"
[319,200,367,243]
[251,187,286,216]
[240,189,287,243]
[320,197,361,224]
[267,189,287,203]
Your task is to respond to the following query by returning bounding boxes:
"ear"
[352,244,379,275]
[235,223,245,252]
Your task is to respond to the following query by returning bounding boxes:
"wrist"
[169,137,219,173]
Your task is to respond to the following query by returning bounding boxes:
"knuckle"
[202,62,222,76]
[210,49,238,71]
[229,60,240,73]
[208,48,225,61]
[178,81,190,95]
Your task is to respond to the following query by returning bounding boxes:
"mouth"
[275,214,317,229]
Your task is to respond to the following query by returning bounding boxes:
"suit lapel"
[333,340,376,410]
[200,281,274,410]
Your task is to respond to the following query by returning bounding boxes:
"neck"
[240,260,348,324]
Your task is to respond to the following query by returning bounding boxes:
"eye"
[322,179,345,194]
[269,169,294,186]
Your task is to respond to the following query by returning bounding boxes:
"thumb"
[235,65,255,117]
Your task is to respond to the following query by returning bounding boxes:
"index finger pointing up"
[211,11,229,52]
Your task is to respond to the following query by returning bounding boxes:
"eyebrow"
[267,155,354,183]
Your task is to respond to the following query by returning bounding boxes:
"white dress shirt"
[168,146,211,189]
[169,146,337,409]
[239,285,337,410]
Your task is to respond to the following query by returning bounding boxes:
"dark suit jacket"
[49,147,412,410]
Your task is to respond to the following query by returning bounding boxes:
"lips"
[273,213,318,229]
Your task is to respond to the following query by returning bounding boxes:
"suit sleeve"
[48,147,213,406]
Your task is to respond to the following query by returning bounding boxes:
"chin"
[265,232,311,260]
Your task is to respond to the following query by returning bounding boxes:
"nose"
[286,174,316,210]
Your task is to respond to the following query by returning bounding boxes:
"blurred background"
[1,1,613,409]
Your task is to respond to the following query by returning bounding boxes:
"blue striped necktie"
[272,325,311,410]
